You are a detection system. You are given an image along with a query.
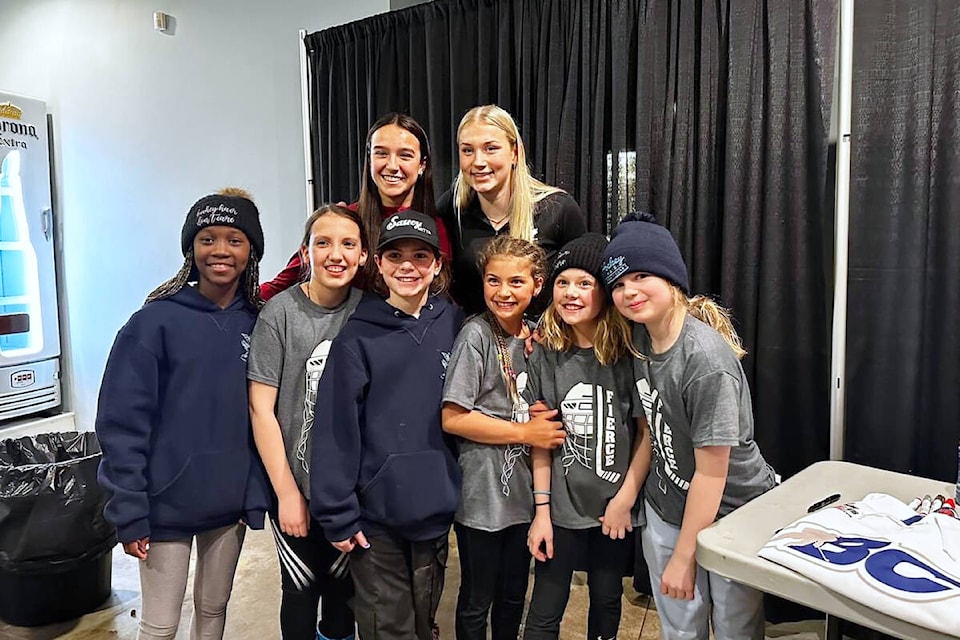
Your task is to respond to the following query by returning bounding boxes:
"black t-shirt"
[437,189,586,317]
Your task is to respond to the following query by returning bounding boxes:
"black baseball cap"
[377,210,441,252]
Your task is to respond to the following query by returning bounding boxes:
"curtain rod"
[830,0,854,461]
[299,28,315,218]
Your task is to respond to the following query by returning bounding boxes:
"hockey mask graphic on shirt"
[560,382,621,483]
[297,340,332,472]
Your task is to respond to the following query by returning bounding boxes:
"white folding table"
[696,460,956,640]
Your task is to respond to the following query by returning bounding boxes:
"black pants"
[269,515,355,640]
[454,522,531,640]
[523,526,633,640]
[349,530,448,640]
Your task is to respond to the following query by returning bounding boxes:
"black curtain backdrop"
[305,0,834,477]
[633,1,836,477]
[722,0,836,478]
[845,2,960,482]
[306,0,649,233]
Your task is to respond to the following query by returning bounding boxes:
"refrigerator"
[0,91,61,421]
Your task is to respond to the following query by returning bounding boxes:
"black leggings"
[454,522,531,640]
[523,526,633,640]
[269,515,354,640]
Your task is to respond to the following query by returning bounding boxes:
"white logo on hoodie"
[439,350,450,380]
[240,332,251,362]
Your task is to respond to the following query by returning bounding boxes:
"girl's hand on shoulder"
[527,514,554,562]
[523,409,566,449]
[599,496,633,540]
[660,552,697,600]
[524,326,543,356]
[278,490,310,538]
[123,537,150,560]
[332,530,370,554]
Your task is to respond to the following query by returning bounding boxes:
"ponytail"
[680,292,746,359]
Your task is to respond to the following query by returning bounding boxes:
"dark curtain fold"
[846,1,960,481]
[633,0,835,476]
[719,0,835,477]
[305,0,834,478]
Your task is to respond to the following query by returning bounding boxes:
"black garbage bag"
[0,431,116,571]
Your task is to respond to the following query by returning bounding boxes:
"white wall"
[0,0,388,429]
[390,0,433,8]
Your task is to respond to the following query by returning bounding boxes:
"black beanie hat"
[600,212,689,293]
[181,193,265,260]
[551,233,609,284]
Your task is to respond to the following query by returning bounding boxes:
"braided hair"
[242,259,264,310]
[145,251,196,304]
[145,248,264,310]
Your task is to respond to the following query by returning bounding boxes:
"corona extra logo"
[0,102,38,141]
[0,102,23,120]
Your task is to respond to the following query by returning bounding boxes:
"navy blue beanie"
[600,213,689,293]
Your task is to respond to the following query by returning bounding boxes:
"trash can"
[0,431,117,626]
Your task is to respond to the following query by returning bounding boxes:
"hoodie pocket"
[360,450,459,528]
[150,450,248,529]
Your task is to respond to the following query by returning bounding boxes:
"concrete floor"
[0,524,662,639]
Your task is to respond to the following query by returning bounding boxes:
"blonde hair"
[217,186,253,200]
[452,105,562,242]
[476,235,547,284]
[539,291,636,366]
[671,287,746,359]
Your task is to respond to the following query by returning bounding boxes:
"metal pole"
[829,0,854,461]
[299,29,315,216]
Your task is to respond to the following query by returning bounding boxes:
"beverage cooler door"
[0,93,62,420]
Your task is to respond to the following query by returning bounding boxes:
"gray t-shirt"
[632,315,777,527]
[247,286,362,500]
[442,315,534,531]
[525,346,639,530]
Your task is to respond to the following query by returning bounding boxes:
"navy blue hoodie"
[310,293,464,542]
[95,286,269,543]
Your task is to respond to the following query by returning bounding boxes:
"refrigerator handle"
[42,208,52,241]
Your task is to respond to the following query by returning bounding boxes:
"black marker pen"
[807,493,841,513]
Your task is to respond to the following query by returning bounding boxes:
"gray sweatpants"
[640,501,764,640]
[137,523,246,640]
